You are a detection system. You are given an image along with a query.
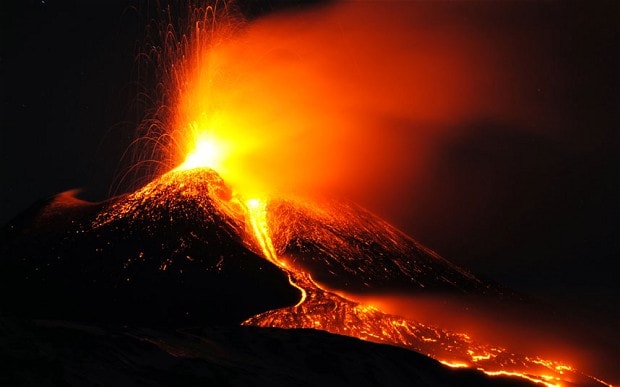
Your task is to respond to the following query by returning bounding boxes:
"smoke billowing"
[176,1,545,198]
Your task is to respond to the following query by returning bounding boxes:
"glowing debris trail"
[244,198,280,265]
[244,197,307,307]
[236,194,603,387]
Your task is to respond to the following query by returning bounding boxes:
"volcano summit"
[1,169,298,325]
[0,168,500,325]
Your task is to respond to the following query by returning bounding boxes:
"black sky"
[1,0,618,350]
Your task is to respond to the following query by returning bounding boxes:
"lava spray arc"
[119,1,616,386]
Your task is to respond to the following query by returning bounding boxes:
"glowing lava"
[105,160,613,386]
[244,198,279,265]
[177,128,227,172]
[235,194,604,387]
[243,197,309,307]
[125,2,614,386]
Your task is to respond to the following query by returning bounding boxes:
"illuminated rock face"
[266,198,503,294]
[0,169,299,325]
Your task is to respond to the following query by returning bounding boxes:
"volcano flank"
[0,168,501,325]
[0,169,299,325]
[0,168,610,386]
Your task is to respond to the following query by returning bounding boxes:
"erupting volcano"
[1,1,618,387]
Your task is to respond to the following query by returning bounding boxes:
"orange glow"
[481,370,560,387]
[146,0,546,203]
[244,197,280,266]
[105,164,614,386]
[440,360,469,368]
[128,2,615,386]
[241,251,589,387]
[177,128,227,172]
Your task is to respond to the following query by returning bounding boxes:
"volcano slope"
[0,169,299,325]
[0,168,607,386]
[0,168,500,325]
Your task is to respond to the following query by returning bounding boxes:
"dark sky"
[1,0,618,346]
[1,0,141,211]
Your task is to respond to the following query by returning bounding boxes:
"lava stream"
[244,197,307,307]
[235,194,609,387]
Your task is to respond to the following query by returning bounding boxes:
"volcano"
[0,168,501,325]
[0,168,609,387]
[0,169,299,326]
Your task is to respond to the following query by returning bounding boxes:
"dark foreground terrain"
[0,316,536,387]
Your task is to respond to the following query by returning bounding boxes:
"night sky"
[1,0,618,356]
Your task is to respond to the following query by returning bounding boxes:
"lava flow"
[108,1,615,386]
[133,164,604,387]
[235,198,602,387]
